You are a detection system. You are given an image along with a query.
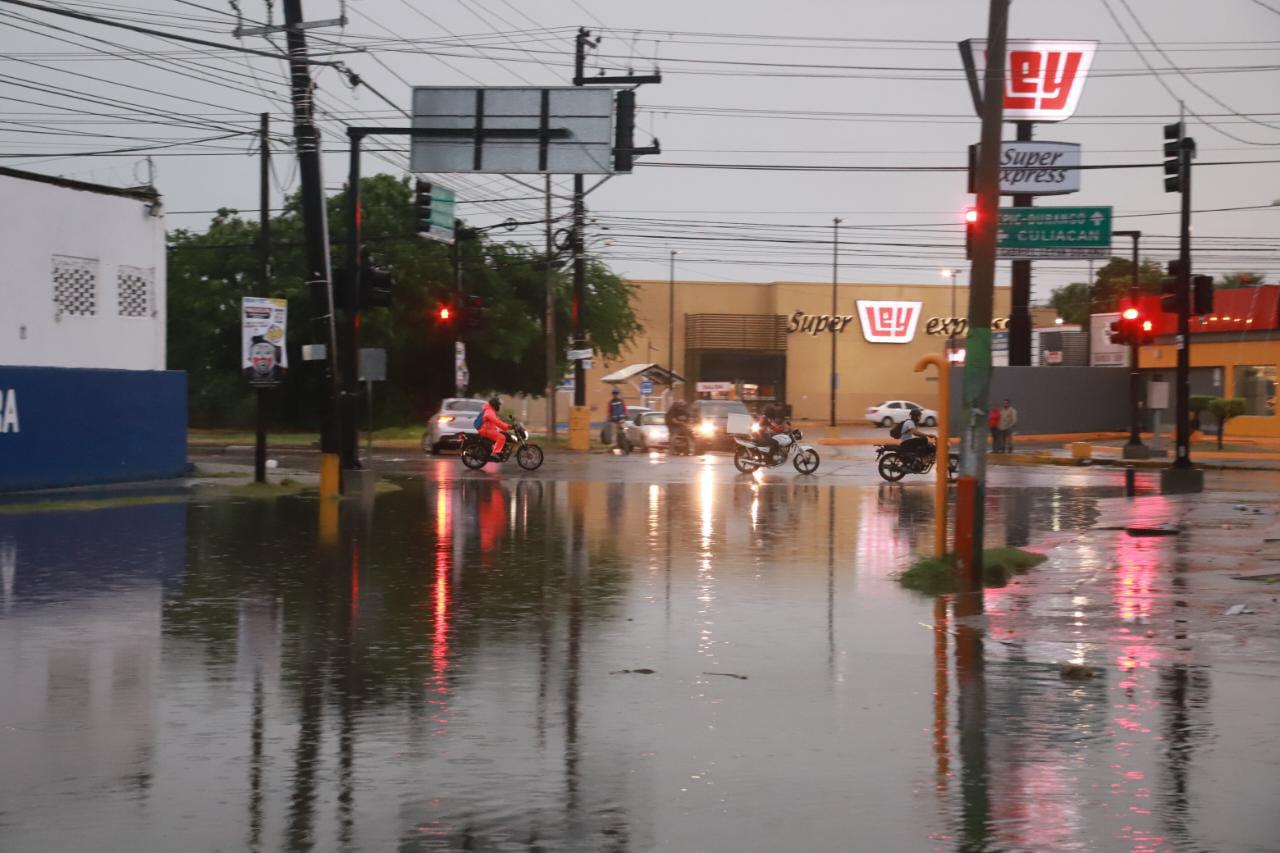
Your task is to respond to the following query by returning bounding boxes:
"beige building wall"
[583,279,1012,423]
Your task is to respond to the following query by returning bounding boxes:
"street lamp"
[668,249,679,375]
[941,268,961,358]
[830,217,842,428]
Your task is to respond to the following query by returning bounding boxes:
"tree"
[1206,397,1247,449]
[167,174,641,428]
[1218,272,1265,289]
[1047,256,1164,326]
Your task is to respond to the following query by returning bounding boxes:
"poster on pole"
[241,297,288,387]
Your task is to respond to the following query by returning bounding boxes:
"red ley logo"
[963,40,1097,122]
[857,300,922,343]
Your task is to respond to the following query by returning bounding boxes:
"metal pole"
[1173,120,1193,469]
[830,217,841,428]
[956,0,1009,596]
[342,129,363,470]
[572,173,586,408]
[254,112,270,484]
[668,249,677,377]
[282,0,342,498]
[1009,121,1033,366]
[1115,230,1147,457]
[544,174,557,440]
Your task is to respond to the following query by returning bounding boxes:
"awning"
[599,363,686,386]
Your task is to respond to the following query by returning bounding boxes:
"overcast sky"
[4,0,1279,302]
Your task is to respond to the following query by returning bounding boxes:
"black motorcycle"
[875,435,957,482]
[460,423,544,471]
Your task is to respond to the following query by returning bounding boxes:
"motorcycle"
[875,435,957,482]
[733,428,821,474]
[668,421,696,456]
[460,423,545,471]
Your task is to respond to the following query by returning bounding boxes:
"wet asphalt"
[1,451,1278,852]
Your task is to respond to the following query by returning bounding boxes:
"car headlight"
[699,420,717,437]
[750,422,761,435]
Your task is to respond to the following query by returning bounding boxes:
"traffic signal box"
[964,208,978,260]
[433,295,485,329]
[1110,306,1155,346]
[1159,259,1215,317]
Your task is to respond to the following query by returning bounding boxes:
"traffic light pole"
[255,112,270,484]
[1174,139,1194,469]
[343,128,365,472]
[1114,230,1149,459]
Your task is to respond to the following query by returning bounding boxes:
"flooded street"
[1,459,1278,851]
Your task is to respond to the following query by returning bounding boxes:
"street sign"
[411,87,615,175]
[970,141,1081,195]
[638,379,654,396]
[567,347,593,361]
[417,182,456,243]
[997,206,1112,260]
[959,40,1098,122]
[358,347,387,382]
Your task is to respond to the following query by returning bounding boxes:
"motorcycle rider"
[478,396,511,461]
[755,403,788,459]
[665,398,693,454]
[898,408,931,460]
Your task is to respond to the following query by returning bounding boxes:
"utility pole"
[668,249,677,381]
[566,26,661,450]
[956,0,1009,596]
[255,111,270,484]
[1009,121,1033,365]
[544,175,557,441]
[342,129,363,473]
[1115,229,1149,459]
[282,0,342,499]
[830,217,841,429]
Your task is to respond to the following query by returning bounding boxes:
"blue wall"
[0,367,187,492]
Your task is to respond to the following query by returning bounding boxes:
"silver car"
[635,411,670,450]
[423,397,486,454]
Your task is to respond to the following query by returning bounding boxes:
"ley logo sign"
[857,301,922,344]
[960,40,1097,122]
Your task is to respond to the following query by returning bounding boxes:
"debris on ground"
[1231,573,1280,583]
[1224,604,1257,616]
[609,668,656,675]
[1059,663,1099,681]
[1124,524,1181,537]
[702,672,749,680]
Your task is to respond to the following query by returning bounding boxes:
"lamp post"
[668,249,678,377]
[830,217,842,428]
[942,268,961,359]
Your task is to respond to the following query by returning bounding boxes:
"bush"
[1206,397,1247,448]
[897,548,1048,595]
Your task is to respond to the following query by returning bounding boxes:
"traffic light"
[614,89,636,172]
[1193,274,1214,316]
[1139,318,1155,346]
[360,262,392,309]
[964,207,978,259]
[433,303,453,324]
[1108,317,1126,345]
[1110,306,1142,346]
[463,294,485,329]
[415,180,435,235]
[1162,122,1195,194]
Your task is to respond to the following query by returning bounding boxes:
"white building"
[0,167,167,370]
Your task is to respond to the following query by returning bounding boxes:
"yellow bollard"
[319,452,341,501]
[913,353,950,559]
[567,406,591,451]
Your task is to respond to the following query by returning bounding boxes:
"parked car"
[865,400,938,428]
[600,406,652,447]
[423,397,487,454]
[693,399,753,450]
[635,411,669,450]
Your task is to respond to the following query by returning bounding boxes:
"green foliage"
[1218,272,1264,288]
[167,175,640,428]
[897,548,1047,595]
[1206,397,1248,448]
[1048,256,1163,326]
[1189,395,1215,415]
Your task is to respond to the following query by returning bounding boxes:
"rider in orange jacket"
[479,396,511,459]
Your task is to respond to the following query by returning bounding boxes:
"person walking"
[997,399,1018,453]
[607,388,629,452]
[988,406,1002,453]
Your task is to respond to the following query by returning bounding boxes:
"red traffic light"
[437,306,451,321]
[1121,307,1139,321]
[964,208,978,224]
[1142,319,1153,332]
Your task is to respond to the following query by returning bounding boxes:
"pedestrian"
[988,406,1002,452]
[998,398,1018,453]
[607,387,629,452]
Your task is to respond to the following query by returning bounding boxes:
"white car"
[635,411,669,450]
[600,406,653,447]
[866,400,938,428]
[423,397,487,454]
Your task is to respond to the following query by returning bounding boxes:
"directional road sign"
[997,206,1112,260]
[638,379,654,396]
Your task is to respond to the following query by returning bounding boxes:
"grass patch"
[897,547,1048,595]
[0,494,186,515]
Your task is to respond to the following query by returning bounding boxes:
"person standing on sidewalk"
[998,399,1018,453]
[988,406,1002,452]
[607,388,629,452]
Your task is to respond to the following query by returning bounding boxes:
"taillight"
[438,415,455,423]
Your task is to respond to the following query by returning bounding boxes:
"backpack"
[473,409,486,430]
[889,420,904,439]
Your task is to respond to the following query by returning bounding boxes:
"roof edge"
[0,166,160,203]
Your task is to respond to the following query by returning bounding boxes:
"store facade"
[587,280,1012,422]
[1136,286,1280,437]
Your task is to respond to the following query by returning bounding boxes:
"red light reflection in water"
[428,488,452,736]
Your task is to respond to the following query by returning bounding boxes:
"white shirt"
[899,419,918,441]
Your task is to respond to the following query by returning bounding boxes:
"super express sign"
[962,40,1097,122]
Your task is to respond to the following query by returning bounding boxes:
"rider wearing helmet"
[898,408,931,458]
[665,398,693,452]
[479,396,511,460]
[755,403,788,457]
